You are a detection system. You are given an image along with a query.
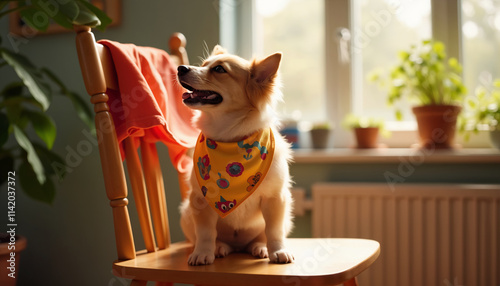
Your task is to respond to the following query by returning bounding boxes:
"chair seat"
[113,238,380,286]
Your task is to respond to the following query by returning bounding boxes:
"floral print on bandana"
[193,128,275,218]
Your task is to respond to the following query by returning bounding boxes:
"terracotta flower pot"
[0,234,27,286]
[354,127,379,148]
[412,105,462,149]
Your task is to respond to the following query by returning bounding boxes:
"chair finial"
[169,32,187,51]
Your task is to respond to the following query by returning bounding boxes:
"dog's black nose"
[178,65,190,76]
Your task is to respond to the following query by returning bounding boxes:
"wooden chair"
[74,25,380,286]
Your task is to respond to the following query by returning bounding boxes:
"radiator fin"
[312,183,500,286]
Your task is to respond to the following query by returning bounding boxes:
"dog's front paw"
[269,249,294,264]
[188,250,215,266]
[215,241,233,258]
[249,242,269,258]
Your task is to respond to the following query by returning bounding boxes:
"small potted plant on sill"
[460,79,500,150]
[310,122,331,149]
[370,40,467,149]
[342,114,387,148]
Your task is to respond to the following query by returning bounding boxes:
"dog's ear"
[251,53,282,83]
[211,45,227,56]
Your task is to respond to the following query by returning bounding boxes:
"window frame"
[219,0,256,59]
[325,0,463,148]
[221,0,490,148]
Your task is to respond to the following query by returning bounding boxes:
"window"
[255,0,325,122]
[462,0,500,97]
[220,0,494,147]
[351,0,432,122]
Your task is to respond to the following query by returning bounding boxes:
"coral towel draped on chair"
[98,40,199,174]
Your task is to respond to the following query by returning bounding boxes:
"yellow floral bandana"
[193,128,275,218]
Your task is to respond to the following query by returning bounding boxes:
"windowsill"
[292,148,500,164]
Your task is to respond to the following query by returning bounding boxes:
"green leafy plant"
[311,122,331,130]
[0,0,111,203]
[342,114,384,129]
[460,79,500,140]
[342,114,390,137]
[370,39,467,120]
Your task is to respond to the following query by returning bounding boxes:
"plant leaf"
[0,153,14,187]
[42,68,94,128]
[448,57,462,73]
[24,110,57,149]
[33,143,66,180]
[67,91,94,128]
[40,67,67,91]
[19,160,56,204]
[0,81,24,98]
[13,125,46,184]
[395,110,403,121]
[0,1,9,12]
[57,0,80,20]
[19,6,50,31]
[43,1,78,29]
[0,113,9,147]
[72,1,101,27]
[0,95,44,110]
[1,49,51,110]
[76,0,111,30]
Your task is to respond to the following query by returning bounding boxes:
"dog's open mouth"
[180,82,223,105]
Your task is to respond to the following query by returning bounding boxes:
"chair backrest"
[74,25,189,260]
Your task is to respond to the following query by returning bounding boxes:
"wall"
[0,1,219,285]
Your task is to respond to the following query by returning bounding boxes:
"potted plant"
[460,79,500,150]
[371,40,467,149]
[0,2,110,285]
[310,122,331,149]
[0,233,27,286]
[342,114,387,148]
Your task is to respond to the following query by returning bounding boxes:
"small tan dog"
[177,46,294,265]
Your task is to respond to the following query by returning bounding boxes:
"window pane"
[352,0,432,121]
[462,0,500,93]
[256,0,325,122]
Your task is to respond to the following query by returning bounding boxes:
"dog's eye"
[212,65,227,73]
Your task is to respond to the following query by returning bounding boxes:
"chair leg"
[343,277,358,286]
[130,280,147,286]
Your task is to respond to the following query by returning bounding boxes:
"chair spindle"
[74,25,135,260]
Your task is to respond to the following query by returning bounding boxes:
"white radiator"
[311,183,500,286]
